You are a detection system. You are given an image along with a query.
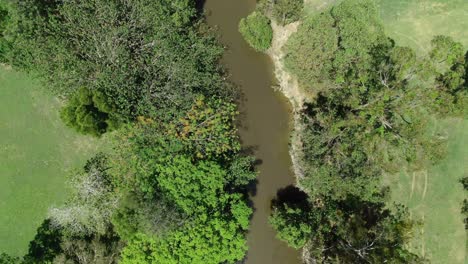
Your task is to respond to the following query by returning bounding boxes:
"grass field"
[378,0,468,54]
[384,119,467,263]
[305,0,468,53]
[0,66,100,256]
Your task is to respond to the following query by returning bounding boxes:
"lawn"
[383,119,467,263]
[305,0,468,53]
[377,0,468,53]
[0,66,100,256]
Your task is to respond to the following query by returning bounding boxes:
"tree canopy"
[239,11,273,52]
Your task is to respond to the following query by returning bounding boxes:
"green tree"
[272,0,304,25]
[23,219,63,263]
[0,1,12,63]
[271,191,423,263]
[0,253,19,264]
[239,11,273,52]
[10,0,230,119]
[61,87,122,136]
[168,96,240,159]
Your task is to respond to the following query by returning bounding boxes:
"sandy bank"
[266,21,306,181]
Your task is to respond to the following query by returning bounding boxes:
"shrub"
[239,11,273,52]
[60,87,123,136]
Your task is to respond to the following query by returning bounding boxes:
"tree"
[271,191,423,263]
[272,0,303,25]
[239,11,273,52]
[61,87,122,136]
[10,0,231,120]
[168,96,240,159]
[0,253,19,264]
[269,186,317,249]
[48,154,118,237]
[0,1,12,63]
[23,219,63,263]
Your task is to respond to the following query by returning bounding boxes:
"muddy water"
[204,1,301,263]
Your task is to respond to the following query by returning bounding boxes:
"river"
[204,1,301,263]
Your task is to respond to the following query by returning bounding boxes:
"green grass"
[377,0,468,53]
[305,0,468,53]
[384,119,467,263]
[0,66,100,256]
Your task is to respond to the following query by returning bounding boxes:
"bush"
[239,11,273,52]
[60,87,123,136]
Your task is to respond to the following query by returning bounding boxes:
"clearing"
[0,66,100,256]
[383,119,467,263]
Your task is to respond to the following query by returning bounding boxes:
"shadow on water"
[195,0,206,13]
[272,185,309,207]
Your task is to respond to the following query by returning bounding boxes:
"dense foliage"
[259,0,304,25]
[238,11,273,52]
[270,187,421,263]
[3,0,258,263]
[0,1,11,63]
[284,0,467,201]
[61,87,123,136]
[269,0,467,262]
[6,0,230,126]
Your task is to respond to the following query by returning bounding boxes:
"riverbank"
[266,21,305,183]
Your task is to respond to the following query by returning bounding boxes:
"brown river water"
[204,1,301,263]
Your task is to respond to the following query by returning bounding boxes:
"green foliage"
[284,0,389,92]
[430,35,465,67]
[10,0,229,120]
[283,12,338,90]
[0,1,14,63]
[111,117,254,263]
[239,11,273,52]
[121,215,249,264]
[0,253,19,264]
[275,0,468,262]
[283,0,467,201]
[271,190,423,263]
[270,191,315,249]
[156,156,226,214]
[168,96,240,159]
[272,0,304,25]
[61,87,122,136]
[23,219,63,263]
[226,155,257,189]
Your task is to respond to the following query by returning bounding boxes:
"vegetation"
[2,0,258,262]
[238,11,273,52]
[0,67,100,256]
[386,119,467,262]
[270,187,421,262]
[61,88,123,136]
[377,0,468,53]
[258,0,304,25]
[269,0,467,262]
[6,0,229,121]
